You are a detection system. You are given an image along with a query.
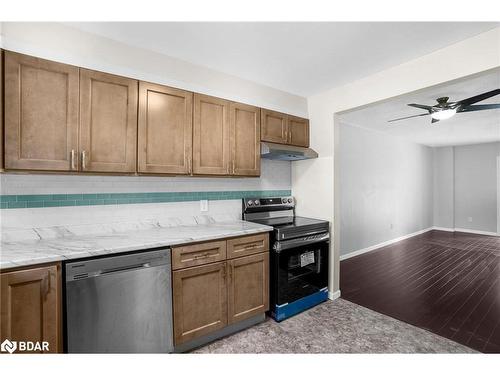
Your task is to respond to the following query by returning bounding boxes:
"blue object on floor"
[272,288,329,322]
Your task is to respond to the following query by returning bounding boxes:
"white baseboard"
[340,227,499,262]
[328,290,341,300]
[339,227,433,261]
[453,227,498,236]
[431,226,455,232]
[432,226,498,236]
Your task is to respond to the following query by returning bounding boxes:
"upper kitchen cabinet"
[138,82,193,175]
[193,94,231,175]
[287,115,310,147]
[230,102,261,176]
[260,109,287,144]
[79,69,138,173]
[4,51,79,171]
[1,49,4,171]
[261,108,310,147]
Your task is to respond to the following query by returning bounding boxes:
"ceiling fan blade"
[407,103,434,111]
[388,113,430,123]
[456,89,500,107]
[458,103,500,112]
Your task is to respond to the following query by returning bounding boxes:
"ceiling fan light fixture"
[430,108,457,121]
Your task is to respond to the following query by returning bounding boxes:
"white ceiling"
[339,69,500,147]
[65,22,499,97]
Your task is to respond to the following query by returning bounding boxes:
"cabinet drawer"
[227,233,269,259]
[172,241,227,270]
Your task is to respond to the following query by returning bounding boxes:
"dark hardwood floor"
[340,230,500,353]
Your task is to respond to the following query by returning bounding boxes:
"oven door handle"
[273,232,329,251]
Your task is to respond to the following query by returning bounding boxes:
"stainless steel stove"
[243,196,329,321]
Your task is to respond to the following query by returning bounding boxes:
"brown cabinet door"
[138,82,193,174]
[173,262,227,345]
[227,252,269,324]
[0,265,61,353]
[79,69,137,173]
[1,49,4,171]
[230,102,260,176]
[261,109,288,144]
[288,115,310,147]
[4,51,79,171]
[192,94,230,175]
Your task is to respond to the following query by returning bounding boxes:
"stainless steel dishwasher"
[65,248,173,353]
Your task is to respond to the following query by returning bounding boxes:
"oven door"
[272,235,329,306]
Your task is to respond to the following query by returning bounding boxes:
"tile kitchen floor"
[193,298,475,353]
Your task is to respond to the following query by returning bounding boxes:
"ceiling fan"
[388,88,500,124]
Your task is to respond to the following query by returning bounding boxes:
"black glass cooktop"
[249,216,325,228]
[248,216,329,241]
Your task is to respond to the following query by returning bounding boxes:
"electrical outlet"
[468,217,473,223]
[200,200,209,212]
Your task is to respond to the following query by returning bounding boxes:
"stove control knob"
[288,198,293,203]
[247,200,254,206]
[254,200,260,205]
[281,198,287,204]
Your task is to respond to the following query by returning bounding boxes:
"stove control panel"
[243,196,294,212]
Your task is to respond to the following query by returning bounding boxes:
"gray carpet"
[193,298,476,353]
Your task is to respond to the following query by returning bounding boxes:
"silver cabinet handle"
[187,158,192,174]
[70,149,76,170]
[81,150,87,170]
[232,160,235,174]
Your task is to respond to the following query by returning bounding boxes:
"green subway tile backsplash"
[0,190,291,209]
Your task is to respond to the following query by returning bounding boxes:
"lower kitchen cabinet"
[0,264,62,353]
[172,262,228,345]
[171,233,270,347]
[227,252,269,324]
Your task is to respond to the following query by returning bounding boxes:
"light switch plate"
[200,200,209,212]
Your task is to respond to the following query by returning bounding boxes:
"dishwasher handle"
[66,248,171,282]
[101,262,151,275]
[69,262,152,281]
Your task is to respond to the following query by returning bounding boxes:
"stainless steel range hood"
[261,142,318,161]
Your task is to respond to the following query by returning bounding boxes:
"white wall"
[292,27,500,294]
[454,142,499,233]
[433,142,499,234]
[0,22,307,117]
[433,147,455,228]
[339,137,499,258]
[339,124,434,257]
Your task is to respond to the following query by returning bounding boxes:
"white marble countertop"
[0,219,273,270]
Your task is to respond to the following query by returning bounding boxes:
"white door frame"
[497,155,500,235]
